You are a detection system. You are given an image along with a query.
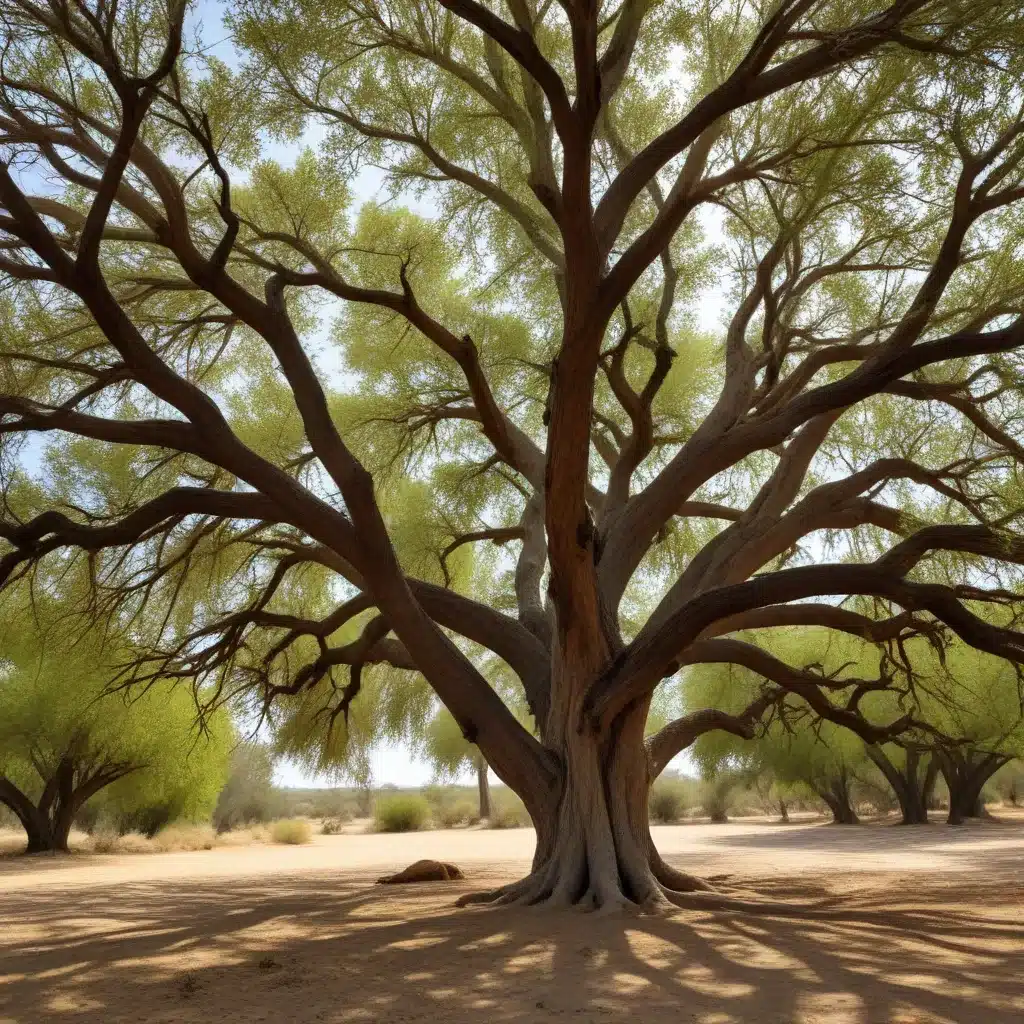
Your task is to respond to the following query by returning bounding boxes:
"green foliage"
[213,744,283,832]
[993,761,1024,806]
[422,784,478,827]
[701,771,743,824]
[374,794,429,833]
[0,588,231,835]
[270,818,313,845]
[487,788,530,829]
[649,775,690,823]
[437,800,478,829]
[421,710,479,779]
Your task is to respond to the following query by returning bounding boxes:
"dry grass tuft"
[270,818,313,845]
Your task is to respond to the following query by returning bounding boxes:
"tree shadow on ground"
[703,817,1023,856]
[0,854,1021,1024]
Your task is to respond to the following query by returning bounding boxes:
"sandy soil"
[1,817,1022,1023]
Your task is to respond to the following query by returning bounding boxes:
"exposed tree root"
[456,871,888,921]
[650,851,718,893]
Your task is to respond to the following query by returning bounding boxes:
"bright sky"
[274,744,461,789]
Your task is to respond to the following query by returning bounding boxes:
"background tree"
[916,645,1024,823]
[211,741,282,832]
[422,708,492,821]
[864,742,938,824]
[993,760,1024,806]
[691,676,873,825]
[2,0,1024,909]
[0,589,232,852]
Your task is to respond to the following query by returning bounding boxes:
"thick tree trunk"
[459,699,716,910]
[476,760,491,822]
[813,776,859,824]
[937,749,1008,825]
[23,810,73,853]
[0,778,75,853]
[1,762,131,854]
[866,746,933,825]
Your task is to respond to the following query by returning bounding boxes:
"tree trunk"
[0,781,74,853]
[23,809,73,853]
[866,746,932,825]
[460,694,721,910]
[814,776,859,824]
[1,762,131,854]
[936,748,1008,825]
[476,760,491,822]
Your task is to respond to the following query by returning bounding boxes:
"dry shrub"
[152,824,216,852]
[0,828,27,855]
[91,831,151,854]
[437,800,477,828]
[649,780,687,823]
[374,795,429,832]
[270,818,313,844]
[320,817,347,835]
[89,824,219,854]
[487,789,530,829]
[218,825,269,845]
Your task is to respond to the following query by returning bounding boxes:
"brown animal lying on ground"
[376,859,466,884]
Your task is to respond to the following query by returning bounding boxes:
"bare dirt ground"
[1,816,1022,1024]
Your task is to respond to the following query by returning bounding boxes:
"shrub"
[218,825,269,846]
[437,800,477,828]
[488,806,528,828]
[91,831,122,854]
[152,824,216,852]
[649,778,688,823]
[270,818,313,845]
[90,824,220,853]
[701,772,741,823]
[91,830,152,854]
[487,788,530,829]
[320,817,346,835]
[212,744,282,832]
[997,762,1024,806]
[374,795,429,832]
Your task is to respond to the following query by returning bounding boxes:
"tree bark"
[460,693,720,910]
[0,777,74,853]
[476,759,491,822]
[936,748,1009,825]
[0,761,134,853]
[813,775,859,825]
[866,745,933,825]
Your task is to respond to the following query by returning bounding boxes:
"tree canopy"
[2,0,1024,907]
[0,585,231,850]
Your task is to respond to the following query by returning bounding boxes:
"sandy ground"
[1,817,1022,1024]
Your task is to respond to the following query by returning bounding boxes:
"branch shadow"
[1,855,1021,1024]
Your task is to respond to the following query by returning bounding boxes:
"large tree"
[2,0,1024,909]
